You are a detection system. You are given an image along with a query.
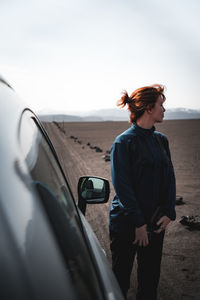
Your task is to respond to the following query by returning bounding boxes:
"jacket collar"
[132,122,155,136]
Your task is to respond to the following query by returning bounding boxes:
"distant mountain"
[38,114,84,122]
[164,108,200,120]
[38,107,200,122]
[38,114,104,122]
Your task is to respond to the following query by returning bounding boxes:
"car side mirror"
[77,176,110,215]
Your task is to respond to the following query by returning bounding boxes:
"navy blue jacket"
[109,122,176,232]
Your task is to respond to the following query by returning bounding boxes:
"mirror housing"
[77,176,110,215]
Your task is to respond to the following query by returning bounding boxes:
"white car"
[0,76,123,300]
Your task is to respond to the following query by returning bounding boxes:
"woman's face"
[150,96,165,123]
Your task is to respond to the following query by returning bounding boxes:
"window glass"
[19,111,103,300]
[19,113,74,213]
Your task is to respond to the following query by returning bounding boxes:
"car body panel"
[0,81,78,300]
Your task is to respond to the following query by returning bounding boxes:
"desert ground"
[43,119,200,300]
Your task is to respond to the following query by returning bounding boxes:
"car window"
[19,110,104,300]
[19,112,74,212]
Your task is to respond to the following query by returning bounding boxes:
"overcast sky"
[1,0,200,114]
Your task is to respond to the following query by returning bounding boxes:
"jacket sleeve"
[111,140,146,227]
[161,136,176,220]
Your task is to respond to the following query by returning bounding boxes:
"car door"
[19,109,105,300]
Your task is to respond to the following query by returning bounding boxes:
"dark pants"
[110,229,165,300]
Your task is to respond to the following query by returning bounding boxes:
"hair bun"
[125,96,132,104]
[117,90,133,108]
[121,91,132,105]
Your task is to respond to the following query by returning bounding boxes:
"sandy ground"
[43,119,200,300]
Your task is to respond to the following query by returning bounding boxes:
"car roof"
[0,74,13,89]
[0,75,25,130]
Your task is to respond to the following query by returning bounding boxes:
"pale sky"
[1,0,200,114]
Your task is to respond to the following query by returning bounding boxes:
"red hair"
[117,84,166,123]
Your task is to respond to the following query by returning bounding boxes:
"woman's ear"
[146,104,153,114]
[147,108,153,115]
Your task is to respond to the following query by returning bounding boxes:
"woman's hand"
[154,216,171,234]
[133,224,149,247]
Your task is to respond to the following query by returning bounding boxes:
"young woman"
[109,84,176,300]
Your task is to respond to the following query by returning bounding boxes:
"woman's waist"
[110,195,161,220]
